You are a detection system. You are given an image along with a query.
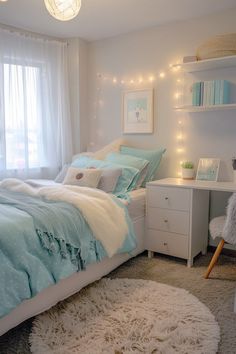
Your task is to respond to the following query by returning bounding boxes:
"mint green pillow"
[71,156,139,197]
[105,152,149,189]
[120,146,166,186]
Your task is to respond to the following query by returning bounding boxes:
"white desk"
[150,178,236,193]
[146,178,236,311]
[147,178,236,265]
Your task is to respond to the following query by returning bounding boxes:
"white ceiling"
[0,0,236,41]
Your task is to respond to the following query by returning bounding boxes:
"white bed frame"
[0,216,145,336]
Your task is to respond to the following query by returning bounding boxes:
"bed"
[0,182,146,336]
[0,140,165,336]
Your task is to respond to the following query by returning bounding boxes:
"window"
[0,62,45,172]
[0,29,72,179]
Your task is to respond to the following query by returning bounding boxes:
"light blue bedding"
[0,188,136,319]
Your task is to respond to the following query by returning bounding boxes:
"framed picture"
[122,89,153,134]
[196,158,220,181]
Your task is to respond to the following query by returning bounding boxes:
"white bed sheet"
[128,188,146,220]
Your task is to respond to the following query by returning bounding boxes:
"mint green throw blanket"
[0,188,136,318]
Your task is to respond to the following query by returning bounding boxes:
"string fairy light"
[94,58,182,87]
[174,92,181,100]
[148,76,155,82]
[138,77,143,83]
[95,73,166,86]
[95,59,186,179]
[159,72,165,78]
[176,116,186,176]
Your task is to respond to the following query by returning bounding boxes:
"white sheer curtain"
[0,27,73,180]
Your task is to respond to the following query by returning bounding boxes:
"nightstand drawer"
[147,186,190,211]
[147,208,189,235]
[146,229,188,259]
[146,230,169,254]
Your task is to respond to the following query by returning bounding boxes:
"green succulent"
[181,161,194,169]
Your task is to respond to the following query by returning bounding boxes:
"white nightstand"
[146,179,210,267]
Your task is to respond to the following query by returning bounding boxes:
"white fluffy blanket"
[0,179,128,257]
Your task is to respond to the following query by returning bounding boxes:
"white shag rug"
[30,278,220,354]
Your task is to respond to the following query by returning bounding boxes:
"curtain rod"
[0,23,68,45]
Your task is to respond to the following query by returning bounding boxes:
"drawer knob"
[164,219,168,223]
[165,197,169,200]
[163,242,167,246]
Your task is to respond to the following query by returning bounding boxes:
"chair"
[204,192,236,279]
[204,216,226,279]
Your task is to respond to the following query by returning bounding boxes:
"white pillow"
[94,138,126,160]
[63,167,102,188]
[72,138,126,162]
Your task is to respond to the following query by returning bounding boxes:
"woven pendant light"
[44,0,81,21]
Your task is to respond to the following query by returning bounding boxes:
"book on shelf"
[203,81,209,106]
[214,80,230,105]
[192,82,201,106]
[200,82,204,105]
[191,79,230,107]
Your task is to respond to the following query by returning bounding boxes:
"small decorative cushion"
[105,152,149,190]
[63,167,102,188]
[196,33,236,60]
[71,156,139,197]
[98,168,122,193]
[120,146,166,186]
[54,164,70,183]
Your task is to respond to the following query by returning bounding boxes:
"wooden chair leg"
[204,239,225,279]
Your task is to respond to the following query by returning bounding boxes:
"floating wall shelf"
[174,103,236,113]
[172,55,236,73]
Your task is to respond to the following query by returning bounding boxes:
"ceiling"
[0,0,236,41]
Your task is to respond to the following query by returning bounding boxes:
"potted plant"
[181,161,194,180]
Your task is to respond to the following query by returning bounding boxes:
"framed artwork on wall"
[196,158,220,182]
[122,89,153,134]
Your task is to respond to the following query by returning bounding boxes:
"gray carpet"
[0,252,236,354]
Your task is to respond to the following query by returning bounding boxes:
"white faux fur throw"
[0,179,128,257]
[222,192,236,245]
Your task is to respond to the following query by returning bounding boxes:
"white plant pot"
[182,168,194,180]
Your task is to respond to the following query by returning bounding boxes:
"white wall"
[85,9,236,248]
[87,8,236,182]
